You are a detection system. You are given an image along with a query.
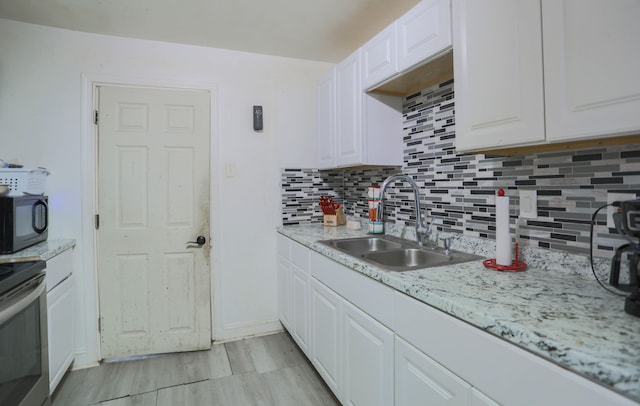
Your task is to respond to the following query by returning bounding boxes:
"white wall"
[0,18,331,366]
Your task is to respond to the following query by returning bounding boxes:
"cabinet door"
[48,275,74,393]
[290,242,310,355]
[342,300,394,406]
[398,0,452,72]
[310,279,342,399]
[277,256,291,329]
[361,22,398,90]
[453,0,545,152]
[542,0,640,142]
[291,267,309,354]
[362,93,403,167]
[396,336,471,406]
[335,50,363,167]
[276,235,291,329]
[317,69,336,169]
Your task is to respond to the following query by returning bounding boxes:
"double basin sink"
[319,234,482,272]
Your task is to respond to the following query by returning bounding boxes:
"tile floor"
[51,332,340,406]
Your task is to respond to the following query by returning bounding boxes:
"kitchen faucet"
[376,174,432,246]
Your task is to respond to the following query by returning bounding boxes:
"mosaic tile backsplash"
[281,79,640,257]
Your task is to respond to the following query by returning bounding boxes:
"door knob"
[186,236,206,248]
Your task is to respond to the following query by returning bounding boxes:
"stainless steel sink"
[319,235,482,272]
[330,237,403,252]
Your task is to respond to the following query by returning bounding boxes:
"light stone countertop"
[278,223,640,403]
[0,239,76,263]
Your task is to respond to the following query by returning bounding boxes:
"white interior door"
[97,85,211,359]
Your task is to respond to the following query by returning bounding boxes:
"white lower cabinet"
[394,291,636,406]
[46,248,75,394]
[395,336,472,406]
[290,265,309,354]
[277,234,310,355]
[290,238,311,356]
[308,261,394,405]
[277,234,635,405]
[342,300,394,406]
[310,279,341,396]
[47,275,74,393]
[276,235,292,330]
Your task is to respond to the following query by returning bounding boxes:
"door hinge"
[95,214,99,230]
[94,110,99,125]
[98,317,101,333]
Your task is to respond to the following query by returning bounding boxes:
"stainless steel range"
[0,260,50,406]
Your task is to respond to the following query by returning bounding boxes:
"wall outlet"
[607,192,636,228]
[519,190,537,219]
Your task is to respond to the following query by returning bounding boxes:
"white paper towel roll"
[495,191,512,266]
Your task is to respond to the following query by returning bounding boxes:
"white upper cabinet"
[360,0,453,93]
[542,0,640,142]
[361,22,399,91]
[398,0,452,72]
[335,50,364,167]
[317,0,456,169]
[453,0,545,151]
[318,50,403,169]
[454,0,640,152]
[317,70,336,169]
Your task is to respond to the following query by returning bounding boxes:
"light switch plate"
[607,192,636,228]
[519,190,537,219]
[224,163,236,178]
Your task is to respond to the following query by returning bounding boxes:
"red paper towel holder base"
[483,243,528,272]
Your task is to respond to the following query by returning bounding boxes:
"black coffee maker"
[609,199,640,317]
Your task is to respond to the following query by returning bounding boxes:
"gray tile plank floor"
[52,332,340,406]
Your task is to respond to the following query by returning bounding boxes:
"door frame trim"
[80,72,219,364]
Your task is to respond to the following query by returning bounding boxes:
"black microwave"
[0,195,48,254]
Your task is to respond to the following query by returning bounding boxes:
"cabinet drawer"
[291,240,309,271]
[46,248,73,292]
[276,233,291,259]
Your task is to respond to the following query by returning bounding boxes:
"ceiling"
[0,0,421,63]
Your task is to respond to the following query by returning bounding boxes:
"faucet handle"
[375,201,384,222]
[439,237,451,255]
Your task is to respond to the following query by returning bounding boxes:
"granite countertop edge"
[0,239,77,263]
[277,224,640,402]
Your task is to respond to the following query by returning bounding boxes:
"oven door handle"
[0,275,46,325]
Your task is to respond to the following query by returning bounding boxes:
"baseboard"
[213,319,283,342]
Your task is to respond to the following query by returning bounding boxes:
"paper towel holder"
[483,243,528,272]
[485,188,528,271]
